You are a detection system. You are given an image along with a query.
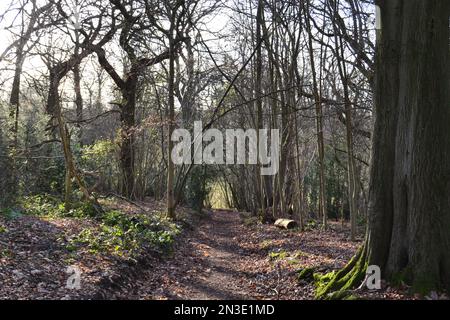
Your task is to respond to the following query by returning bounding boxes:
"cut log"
[274,219,297,229]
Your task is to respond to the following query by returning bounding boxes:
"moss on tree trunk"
[315,0,450,299]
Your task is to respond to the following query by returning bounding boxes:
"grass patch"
[268,249,288,261]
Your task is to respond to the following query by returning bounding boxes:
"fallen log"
[274,219,298,229]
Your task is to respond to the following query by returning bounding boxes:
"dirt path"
[129,210,360,300]
[135,210,257,299]
[180,211,249,299]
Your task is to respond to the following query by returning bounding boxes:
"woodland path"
[137,210,262,299]
[130,210,359,300]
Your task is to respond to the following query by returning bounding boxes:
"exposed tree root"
[315,245,368,299]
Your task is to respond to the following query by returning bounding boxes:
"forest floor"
[111,210,411,300]
[0,202,414,300]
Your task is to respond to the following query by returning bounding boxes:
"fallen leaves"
[0,206,431,300]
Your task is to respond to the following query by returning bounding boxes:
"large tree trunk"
[367,0,450,293]
[318,0,450,297]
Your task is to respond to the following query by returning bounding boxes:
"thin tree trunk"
[304,1,327,227]
[7,44,25,200]
[166,27,176,220]
[119,79,137,199]
[73,31,83,145]
[332,5,357,240]
[255,0,266,219]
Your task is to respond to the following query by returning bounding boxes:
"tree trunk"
[73,31,83,145]
[255,0,266,219]
[367,0,450,293]
[318,0,450,297]
[166,30,176,220]
[73,65,83,143]
[119,79,136,199]
[332,5,358,241]
[7,44,25,201]
[304,1,327,228]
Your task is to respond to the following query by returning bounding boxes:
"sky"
[0,0,232,105]
[0,0,376,107]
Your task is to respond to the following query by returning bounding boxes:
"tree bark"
[304,1,327,227]
[331,3,358,241]
[367,0,450,293]
[255,0,266,219]
[166,26,176,220]
[119,77,137,199]
[73,31,83,145]
[318,0,450,297]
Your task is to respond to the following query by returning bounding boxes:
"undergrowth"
[8,194,181,259]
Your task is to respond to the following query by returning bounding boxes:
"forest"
[0,0,449,303]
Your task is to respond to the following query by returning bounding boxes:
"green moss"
[314,271,335,286]
[343,293,359,300]
[314,246,368,299]
[297,267,315,281]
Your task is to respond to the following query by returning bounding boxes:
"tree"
[318,0,450,297]
[255,0,265,218]
[44,0,116,212]
[93,0,187,199]
[304,0,327,228]
[329,0,358,241]
[3,0,53,204]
